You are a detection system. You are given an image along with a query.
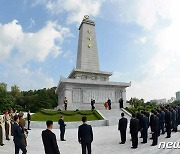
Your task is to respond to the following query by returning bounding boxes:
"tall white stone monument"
[56,15,131,109]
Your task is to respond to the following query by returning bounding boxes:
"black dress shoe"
[151,144,157,146]
[6,138,10,141]
[141,142,147,144]
[166,136,171,138]
[131,147,137,149]
[149,137,153,140]
[119,142,125,144]
[61,139,66,141]
[0,144,4,146]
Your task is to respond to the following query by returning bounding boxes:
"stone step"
[98,109,131,126]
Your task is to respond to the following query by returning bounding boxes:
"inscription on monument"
[72,89,81,103]
[83,89,115,103]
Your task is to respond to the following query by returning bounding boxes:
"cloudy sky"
[0,0,180,101]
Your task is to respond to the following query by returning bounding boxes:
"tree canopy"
[0,82,58,113]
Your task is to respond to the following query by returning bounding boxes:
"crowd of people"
[2,104,180,154]
[118,105,180,149]
[0,109,31,154]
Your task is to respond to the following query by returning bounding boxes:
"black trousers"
[152,131,158,145]
[120,130,126,143]
[161,123,165,134]
[65,104,67,110]
[142,129,147,143]
[15,143,27,154]
[81,143,91,154]
[60,129,65,140]
[131,133,138,148]
[166,124,171,137]
[28,120,30,129]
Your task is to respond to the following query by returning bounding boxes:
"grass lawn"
[31,109,104,122]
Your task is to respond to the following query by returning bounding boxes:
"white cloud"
[0,20,71,64]
[108,0,180,101]
[0,20,71,90]
[45,0,103,24]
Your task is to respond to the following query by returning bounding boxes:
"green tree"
[0,82,7,98]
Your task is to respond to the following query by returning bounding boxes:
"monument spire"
[76,15,100,71]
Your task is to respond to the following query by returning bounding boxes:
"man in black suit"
[130,113,139,149]
[118,113,127,144]
[151,111,159,146]
[165,108,171,138]
[160,107,165,134]
[27,111,31,130]
[12,115,27,154]
[91,99,95,111]
[78,116,93,154]
[58,116,66,141]
[136,109,142,137]
[141,111,148,144]
[42,120,60,154]
[119,98,124,109]
[107,98,111,110]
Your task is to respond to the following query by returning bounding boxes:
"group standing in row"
[118,105,180,149]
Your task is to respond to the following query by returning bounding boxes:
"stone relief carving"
[72,89,81,103]
[83,89,115,103]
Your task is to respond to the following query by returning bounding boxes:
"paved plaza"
[0,124,180,154]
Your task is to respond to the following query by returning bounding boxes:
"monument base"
[56,77,131,110]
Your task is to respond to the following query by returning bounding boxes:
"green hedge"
[39,109,103,120]
[31,109,104,122]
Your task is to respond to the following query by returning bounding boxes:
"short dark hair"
[82,116,87,123]
[46,120,53,127]
[132,113,136,118]
[121,113,124,117]
[14,115,19,122]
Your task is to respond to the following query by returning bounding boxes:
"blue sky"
[1,0,180,101]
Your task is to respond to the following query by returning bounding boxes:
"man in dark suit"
[107,98,111,110]
[151,111,159,146]
[141,111,148,144]
[27,111,31,130]
[136,109,142,137]
[58,116,66,141]
[118,113,128,144]
[160,107,165,134]
[119,98,124,109]
[78,116,93,154]
[12,115,27,154]
[42,120,60,154]
[165,108,171,138]
[130,113,139,149]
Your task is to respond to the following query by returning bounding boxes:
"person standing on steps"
[91,99,95,111]
[107,98,112,110]
[64,97,68,111]
[58,116,66,141]
[119,98,124,109]
[118,113,128,144]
